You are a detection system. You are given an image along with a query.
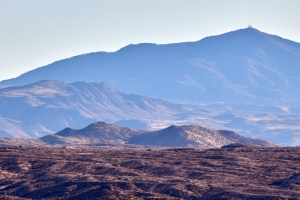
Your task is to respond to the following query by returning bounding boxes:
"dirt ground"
[0,145,300,199]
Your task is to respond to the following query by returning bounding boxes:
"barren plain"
[1,145,300,199]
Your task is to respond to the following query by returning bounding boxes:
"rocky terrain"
[0,146,300,199]
[0,138,49,147]
[128,125,275,148]
[41,121,143,146]
[40,122,276,148]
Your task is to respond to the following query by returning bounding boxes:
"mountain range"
[1,79,298,145]
[1,27,299,104]
[0,27,299,146]
[40,121,275,148]
[0,80,187,138]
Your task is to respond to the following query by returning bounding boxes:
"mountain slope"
[0,80,187,138]
[40,122,276,148]
[1,28,300,103]
[41,122,143,145]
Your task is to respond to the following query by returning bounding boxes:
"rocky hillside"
[41,122,143,145]
[128,125,275,148]
[0,80,187,138]
[40,122,276,148]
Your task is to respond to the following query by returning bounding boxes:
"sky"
[0,0,300,81]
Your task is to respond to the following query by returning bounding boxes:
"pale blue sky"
[1,0,300,81]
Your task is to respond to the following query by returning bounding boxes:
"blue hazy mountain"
[1,27,300,103]
[0,80,187,138]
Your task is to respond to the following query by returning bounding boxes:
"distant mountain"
[40,122,276,148]
[1,27,299,103]
[0,80,187,138]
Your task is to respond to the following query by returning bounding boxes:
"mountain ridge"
[0,80,187,138]
[1,28,299,103]
[40,121,276,148]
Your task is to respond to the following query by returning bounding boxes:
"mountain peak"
[0,28,299,104]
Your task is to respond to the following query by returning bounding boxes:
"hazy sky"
[1,0,300,81]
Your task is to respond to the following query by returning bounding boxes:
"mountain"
[1,27,300,103]
[0,80,187,138]
[40,122,276,148]
[41,122,143,145]
[128,125,275,148]
[1,28,299,145]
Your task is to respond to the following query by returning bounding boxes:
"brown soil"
[0,146,300,199]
